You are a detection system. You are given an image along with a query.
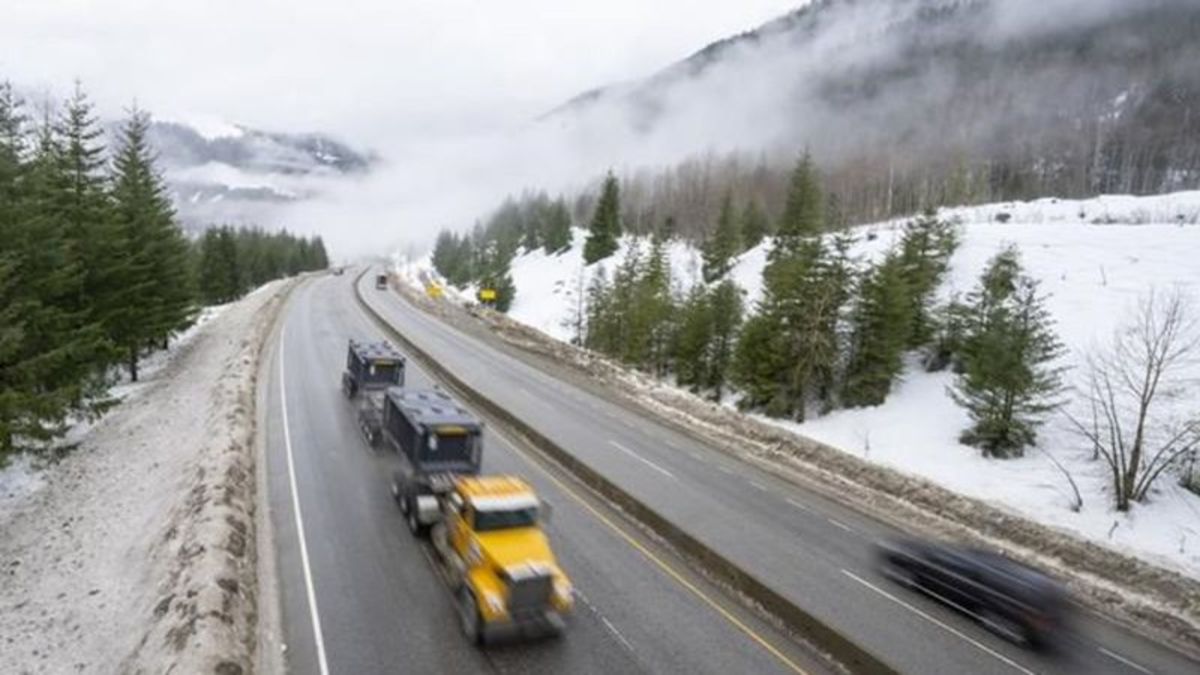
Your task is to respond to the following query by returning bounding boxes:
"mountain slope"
[398,190,1200,577]
[546,0,1200,197]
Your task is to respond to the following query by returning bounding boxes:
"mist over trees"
[0,79,326,460]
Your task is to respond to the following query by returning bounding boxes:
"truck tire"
[407,499,428,537]
[458,588,484,645]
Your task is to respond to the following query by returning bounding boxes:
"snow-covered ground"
[397,191,1200,577]
[0,281,287,674]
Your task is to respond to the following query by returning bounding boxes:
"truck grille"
[507,573,553,617]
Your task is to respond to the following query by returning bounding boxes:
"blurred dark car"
[876,538,1073,650]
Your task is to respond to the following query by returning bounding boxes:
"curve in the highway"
[259,274,833,675]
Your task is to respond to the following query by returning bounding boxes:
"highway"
[353,269,1200,675]
[259,273,831,675]
[261,269,1200,674]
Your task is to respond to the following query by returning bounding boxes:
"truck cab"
[437,475,573,643]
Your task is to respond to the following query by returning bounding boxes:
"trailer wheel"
[458,589,483,645]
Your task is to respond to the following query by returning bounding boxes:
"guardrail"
[353,268,899,675]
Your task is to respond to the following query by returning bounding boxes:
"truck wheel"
[407,500,428,537]
[458,589,483,645]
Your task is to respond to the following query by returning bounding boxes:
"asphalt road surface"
[260,273,832,675]
[342,269,1200,675]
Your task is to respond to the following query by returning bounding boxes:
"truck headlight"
[554,580,573,603]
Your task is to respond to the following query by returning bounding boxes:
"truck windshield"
[365,361,399,384]
[474,507,538,531]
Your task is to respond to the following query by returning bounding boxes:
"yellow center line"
[490,427,811,675]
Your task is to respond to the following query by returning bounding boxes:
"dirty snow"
[398,190,1200,578]
[0,280,289,674]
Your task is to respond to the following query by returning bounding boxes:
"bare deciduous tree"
[1066,289,1200,511]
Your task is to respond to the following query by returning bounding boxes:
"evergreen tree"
[736,160,850,420]
[198,226,241,304]
[1,96,111,455]
[898,208,959,348]
[672,285,712,392]
[109,107,194,376]
[950,246,1065,458]
[776,152,823,243]
[542,198,572,254]
[583,171,621,264]
[633,239,674,374]
[843,252,911,407]
[732,312,790,416]
[739,199,769,251]
[706,280,744,400]
[701,192,741,282]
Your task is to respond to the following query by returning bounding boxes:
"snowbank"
[398,191,1200,578]
[0,279,293,674]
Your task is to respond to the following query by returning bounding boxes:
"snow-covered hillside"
[398,191,1200,576]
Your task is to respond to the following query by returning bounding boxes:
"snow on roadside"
[0,279,290,674]
[398,190,1200,578]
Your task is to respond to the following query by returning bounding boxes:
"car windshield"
[474,506,538,532]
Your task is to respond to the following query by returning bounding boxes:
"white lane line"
[601,616,637,653]
[840,569,1035,675]
[785,498,812,513]
[749,480,769,492]
[608,440,677,480]
[688,450,704,461]
[717,465,735,475]
[1098,647,1152,674]
[279,327,332,675]
[827,518,858,535]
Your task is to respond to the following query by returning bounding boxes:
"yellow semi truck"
[383,388,573,643]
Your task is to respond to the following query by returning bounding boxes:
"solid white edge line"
[1098,647,1152,674]
[839,569,1035,675]
[279,326,332,675]
[608,439,677,480]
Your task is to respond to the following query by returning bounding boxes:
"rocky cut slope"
[547,0,1200,200]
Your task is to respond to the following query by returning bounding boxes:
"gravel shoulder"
[0,279,294,675]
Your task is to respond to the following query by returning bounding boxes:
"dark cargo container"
[383,388,483,476]
[342,339,406,399]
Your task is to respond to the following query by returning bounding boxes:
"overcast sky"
[1,1,796,146]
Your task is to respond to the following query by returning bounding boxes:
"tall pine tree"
[843,252,911,407]
[109,106,194,378]
[542,197,572,254]
[739,199,769,252]
[701,192,741,282]
[950,246,1065,458]
[583,171,621,264]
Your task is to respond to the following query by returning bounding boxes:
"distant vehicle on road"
[375,273,388,290]
[332,266,345,276]
[876,538,1073,650]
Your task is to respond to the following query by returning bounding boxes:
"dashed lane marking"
[608,440,677,480]
[840,569,1035,675]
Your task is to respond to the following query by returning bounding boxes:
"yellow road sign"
[479,288,497,302]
